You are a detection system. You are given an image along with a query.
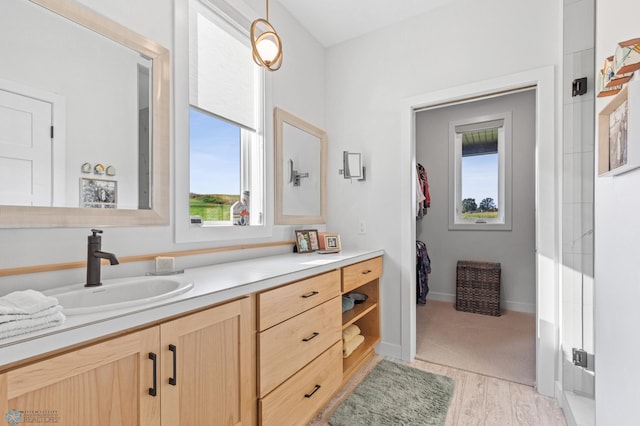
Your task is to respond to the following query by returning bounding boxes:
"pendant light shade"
[250,0,282,71]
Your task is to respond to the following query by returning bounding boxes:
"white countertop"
[0,248,384,369]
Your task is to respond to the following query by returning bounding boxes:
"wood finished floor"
[309,356,567,426]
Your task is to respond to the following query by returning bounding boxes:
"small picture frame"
[319,233,341,253]
[80,178,117,208]
[295,229,319,253]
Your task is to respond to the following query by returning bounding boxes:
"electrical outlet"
[359,221,366,234]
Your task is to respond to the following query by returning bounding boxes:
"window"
[187,0,264,227]
[449,113,512,230]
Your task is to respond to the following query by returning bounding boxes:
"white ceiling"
[277,0,457,47]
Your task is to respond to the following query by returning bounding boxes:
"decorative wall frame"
[598,80,640,176]
[597,38,640,98]
[80,178,117,208]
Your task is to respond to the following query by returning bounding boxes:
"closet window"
[448,113,512,230]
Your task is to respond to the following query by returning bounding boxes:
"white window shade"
[189,2,257,130]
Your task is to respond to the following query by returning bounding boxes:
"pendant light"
[250,0,282,71]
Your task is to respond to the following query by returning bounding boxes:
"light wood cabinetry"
[0,296,253,426]
[160,296,254,426]
[341,256,382,382]
[259,342,343,426]
[257,270,342,425]
[0,327,160,426]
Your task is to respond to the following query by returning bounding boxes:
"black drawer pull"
[305,384,321,398]
[148,352,157,397]
[362,269,372,275]
[169,344,177,386]
[302,332,319,342]
[301,291,319,299]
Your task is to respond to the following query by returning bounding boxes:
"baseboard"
[427,292,535,313]
[376,341,402,359]
[561,390,595,426]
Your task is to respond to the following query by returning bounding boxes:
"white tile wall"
[562,0,595,401]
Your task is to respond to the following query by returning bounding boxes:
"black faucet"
[86,229,119,287]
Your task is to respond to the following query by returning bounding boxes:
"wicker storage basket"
[456,260,501,316]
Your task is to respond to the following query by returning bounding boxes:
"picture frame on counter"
[295,229,319,253]
[318,232,341,253]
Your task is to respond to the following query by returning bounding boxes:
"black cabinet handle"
[302,332,319,342]
[305,384,321,398]
[169,344,177,386]
[148,352,157,396]
[301,291,319,299]
[362,269,372,275]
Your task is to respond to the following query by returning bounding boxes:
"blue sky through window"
[461,153,498,204]
[189,108,240,195]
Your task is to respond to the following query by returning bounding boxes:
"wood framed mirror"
[274,107,326,225]
[0,0,169,227]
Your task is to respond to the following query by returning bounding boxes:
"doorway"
[399,67,558,396]
[414,88,536,384]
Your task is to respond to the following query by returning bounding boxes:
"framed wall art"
[598,80,640,176]
[80,178,117,208]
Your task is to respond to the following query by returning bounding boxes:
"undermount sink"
[45,274,194,315]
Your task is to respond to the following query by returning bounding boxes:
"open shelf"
[342,300,377,329]
[339,257,382,384]
[342,334,381,378]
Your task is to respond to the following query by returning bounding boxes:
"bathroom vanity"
[0,249,383,425]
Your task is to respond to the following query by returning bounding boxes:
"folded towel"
[342,296,355,313]
[0,304,63,324]
[343,334,365,358]
[0,290,59,316]
[342,324,361,345]
[0,310,66,340]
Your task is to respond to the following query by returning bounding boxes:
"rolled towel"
[343,334,365,358]
[0,290,59,316]
[0,310,65,340]
[342,324,361,345]
[0,304,63,324]
[341,296,355,313]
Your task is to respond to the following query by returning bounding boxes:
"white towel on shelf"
[0,310,66,339]
[0,304,63,324]
[0,289,59,316]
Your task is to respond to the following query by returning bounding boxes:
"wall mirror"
[0,0,169,227]
[342,151,365,179]
[274,107,326,225]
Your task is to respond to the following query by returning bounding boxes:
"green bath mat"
[330,360,454,426]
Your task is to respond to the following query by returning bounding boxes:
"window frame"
[174,0,271,243]
[448,112,512,231]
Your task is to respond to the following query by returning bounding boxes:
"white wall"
[0,0,326,292]
[594,0,640,423]
[416,90,536,313]
[325,0,561,357]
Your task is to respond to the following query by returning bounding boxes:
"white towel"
[0,304,63,324]
[0,289,59,315]
[0,310,65,339]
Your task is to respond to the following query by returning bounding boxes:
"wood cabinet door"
[160,297,253,426]
[0,327,161,426]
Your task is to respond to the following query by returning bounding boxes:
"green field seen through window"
[190,193,239,221]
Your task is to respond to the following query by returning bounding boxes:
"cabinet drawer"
[258,269,340,331]
[260,342,342,426]
[258,296,341,397]
[342,256,383,293]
